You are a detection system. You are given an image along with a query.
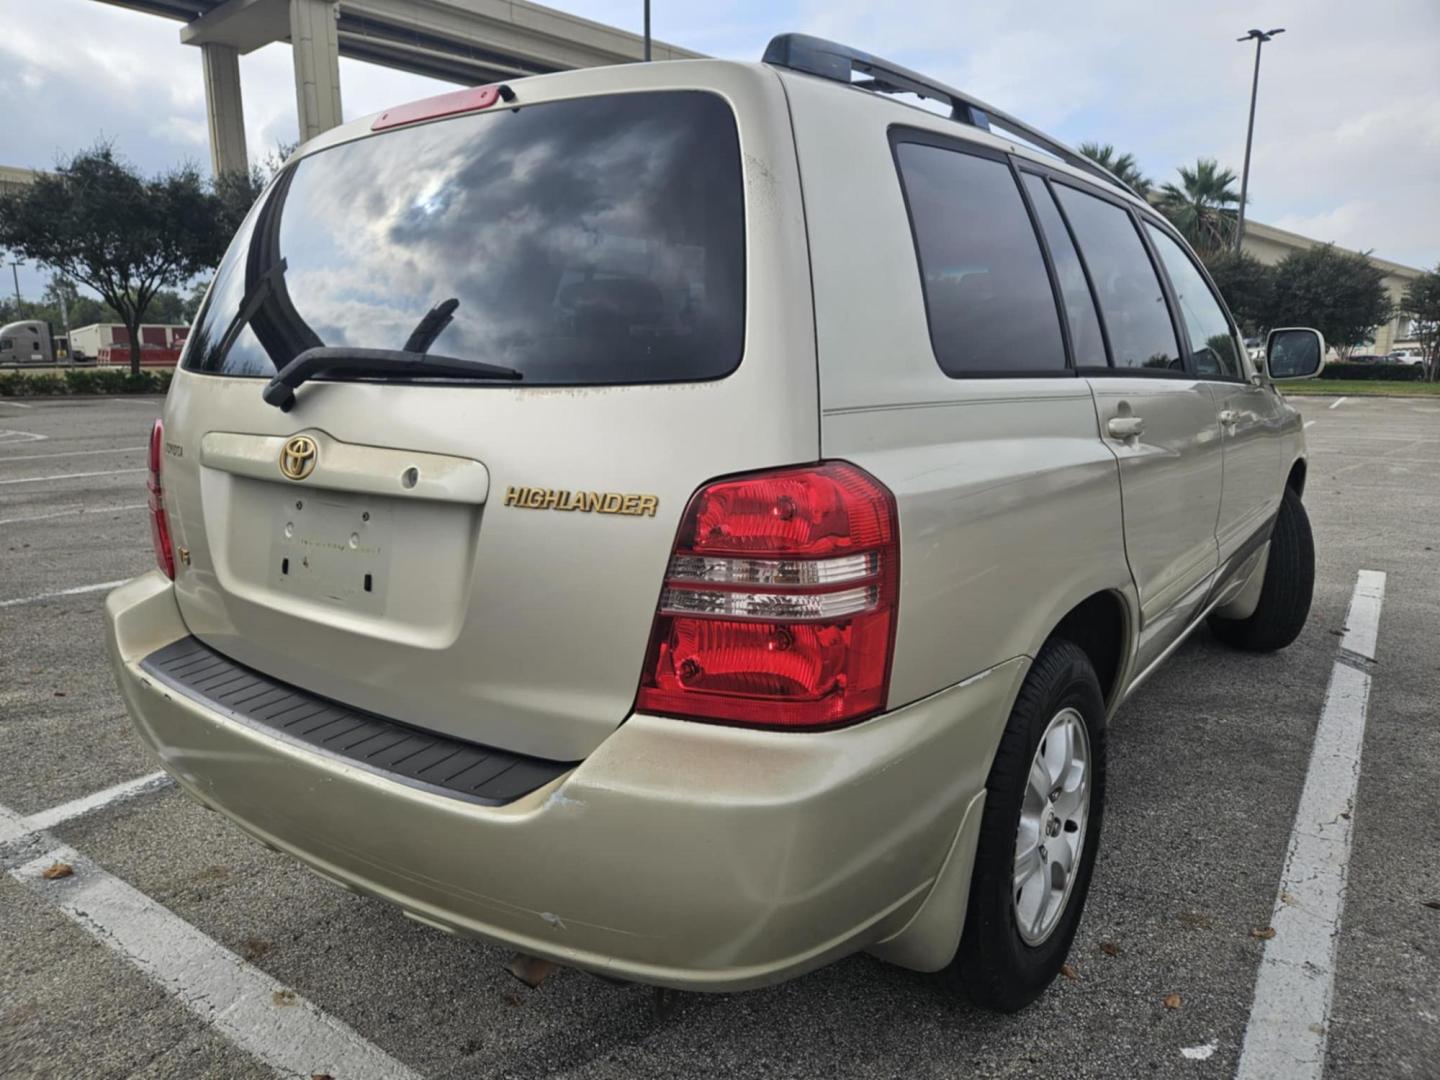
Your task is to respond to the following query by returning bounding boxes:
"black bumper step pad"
[140,636,576,806]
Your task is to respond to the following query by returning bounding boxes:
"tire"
[950,639,1106,1013]
[1208,486,1314,652]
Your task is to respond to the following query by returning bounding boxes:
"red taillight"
[637,462,899,730]
[147,419,175,580]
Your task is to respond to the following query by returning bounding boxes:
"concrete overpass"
[96,0,700,176]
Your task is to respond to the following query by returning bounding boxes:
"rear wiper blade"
[262,347,522,411]
[403,297,459,354]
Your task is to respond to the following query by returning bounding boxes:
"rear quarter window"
[894,139,1067,376]
[1051,185,1182,373]
[184,91,745,386]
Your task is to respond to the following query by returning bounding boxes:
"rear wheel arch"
[1046,591,1130,709]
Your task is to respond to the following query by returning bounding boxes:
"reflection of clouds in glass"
[188,91,743,382]
[277,95,728,367]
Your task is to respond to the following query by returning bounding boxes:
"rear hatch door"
[158,63,817,762]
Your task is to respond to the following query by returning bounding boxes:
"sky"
[1,0,1437,299]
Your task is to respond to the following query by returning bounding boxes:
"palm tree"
[1157,158,1241,257]
[1078,142,1152,198]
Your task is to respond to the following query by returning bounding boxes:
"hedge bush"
[1320,362,1424,382]
[0,368,173,397]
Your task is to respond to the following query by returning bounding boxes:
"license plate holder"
[268,491,392,612]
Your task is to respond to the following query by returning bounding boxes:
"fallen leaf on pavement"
[1250,926,1277,940]
[311,1074,335,1080]
[1100,941,1120,957]
[1163,993,1182,1011]
[1422,900,1440,911]
[272,990,297,1007]
[40,863,73,881]
[241,938,272,961]
[1060,963,1078,980]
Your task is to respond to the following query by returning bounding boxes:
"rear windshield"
[183,90,746,385]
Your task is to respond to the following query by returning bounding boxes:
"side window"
[895,141,1066,375]
[1144,224,1242,378]
[0,339,12,352]
[1053,185,1182,372]
[1021,173,1107,368]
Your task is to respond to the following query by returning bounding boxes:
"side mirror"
[1266,327,1326,381]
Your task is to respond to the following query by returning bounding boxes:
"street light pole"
[1235,27,1284,253]
[9,260,21,309]
[643,0,651,62]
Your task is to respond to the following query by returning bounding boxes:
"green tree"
[1078,142,1152,197]
[0,144,228,375]
[1268,244,1394,357]
[1400,264,1440,381]
[42,275,120,328]
[1203,250,1274,335]
[1158,158,1240,257]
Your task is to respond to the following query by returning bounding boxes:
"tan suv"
[105,33,1325,1011]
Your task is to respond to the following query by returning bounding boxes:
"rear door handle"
[1106,416,1145,440]
[1219,409,1240,427]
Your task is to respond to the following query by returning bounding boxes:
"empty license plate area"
[269,491,392,613]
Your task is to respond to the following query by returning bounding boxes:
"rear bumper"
[106,572,1025,991]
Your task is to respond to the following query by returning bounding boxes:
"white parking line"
[1328,397,1348,410]
[0,399,33,407]
[8,844,421,1080]
[0,579,130,609]
[0,502,147,527]
[1236,569,1386,1080]
[0,772,170,845]
[24,772,172,835]
[1304,420,1316,429]
[0,444,146,461]
[1340,569,1386,660]
[0,467,145,485]
[0,429,46,444]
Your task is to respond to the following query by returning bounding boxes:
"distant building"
[1242,221,1423,355]
[0,164,38,199]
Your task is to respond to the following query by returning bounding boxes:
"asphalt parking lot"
[1,392,1437,1079]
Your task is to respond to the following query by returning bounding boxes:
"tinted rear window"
[895,141,1066,375]
[184,91,745,384]
[1052,185,1181,372]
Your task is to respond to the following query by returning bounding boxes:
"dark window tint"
[1021,173,1106,368]
[1053,186,1181,372]
[185,91,745,384]
[1144,224,1241,378]
[896,143,1065,374]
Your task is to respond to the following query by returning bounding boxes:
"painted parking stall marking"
[7,844,421,1080]
[0,503,146,527]
[0,772,170,845]
[0,444,146,462]
[1327,396,1348,410]
[0,579,131,608]
[1236,569,1386,1080]
[0,466,145,485]
[0,428,46,444]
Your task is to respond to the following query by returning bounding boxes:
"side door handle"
[1107,416,1145,440]
[1219,409,1240,427]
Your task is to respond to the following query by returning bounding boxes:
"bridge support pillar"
[201,43,248,176]
[289,0,343,142]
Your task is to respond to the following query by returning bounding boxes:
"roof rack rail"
[761,33,1138,200]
